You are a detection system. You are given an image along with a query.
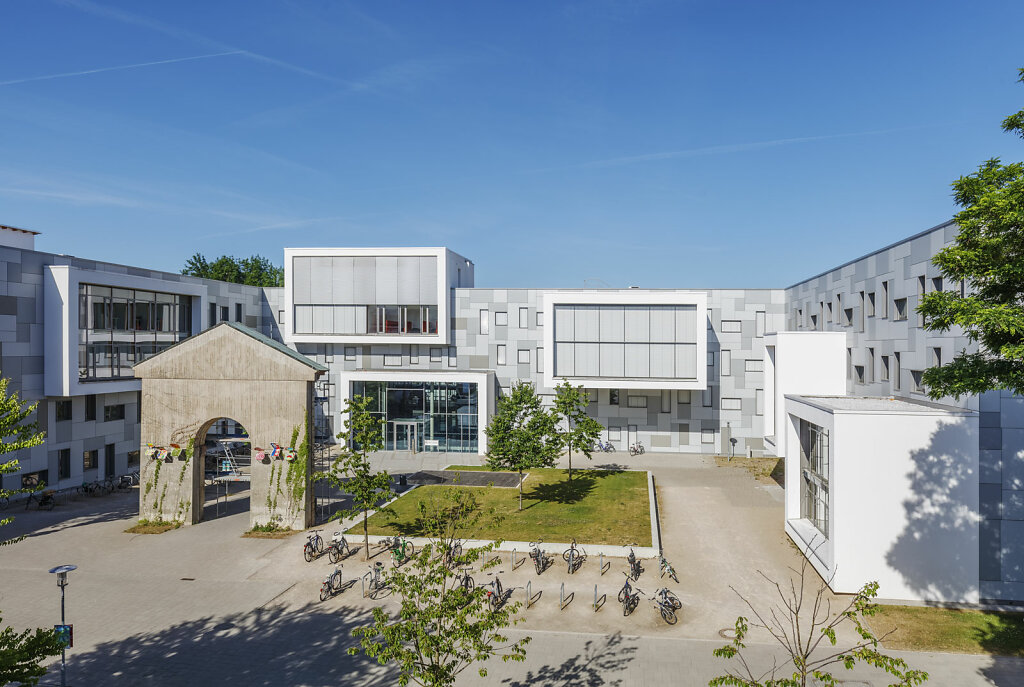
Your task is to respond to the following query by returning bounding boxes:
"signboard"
[424,440,440,447]
[54,624,73,648]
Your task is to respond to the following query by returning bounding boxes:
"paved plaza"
[0,452,1020,685]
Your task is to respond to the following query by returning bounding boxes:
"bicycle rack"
[600,552,610,576]
[511,549,519,569]
[526,581,532,609]
[559,582,573,610]
[592,585,606,612]
[361,572,370,598]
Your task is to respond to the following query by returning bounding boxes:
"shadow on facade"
[499,631,637,687]
[59,602,392,686]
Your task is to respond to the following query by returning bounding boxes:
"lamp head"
[48,564,77,587]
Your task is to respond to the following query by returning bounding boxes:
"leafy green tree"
[349,488,529,687]
[316,395,392,560]
[484,381,561,511]
[552,379,604,483]
[0,376,62,684]
[919,68,1024,398]
[710,548,928,687]
[181,253,283,287]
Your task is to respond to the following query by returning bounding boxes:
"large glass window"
[799,419,829,538]
[350,380,478,453]
[78,284,193,382]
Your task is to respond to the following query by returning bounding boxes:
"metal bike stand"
[593,585,600,612]
[526,581,532,609]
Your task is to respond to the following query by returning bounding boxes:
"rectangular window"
[810,313,818,329]
[931,347,942,368]
[701,428,714,444]
[894,352,902,390]
[661,390,671,413]
[609,389,619,406]
[104,404,125,422]
[448,347,457,367]
[209,302,217,324]
[608,425,622,441]
[755,389,764,416]
[495,311,508,327]
[105,444,115,478]
[128,450,140,466]
[496,345,506,366]
[56,400,72,422]
[517,349,530,365]
[278,309,284,324]
[917,276,926,327]
[867,348,875,383]
[678,424,690,445]
[881,355,890,381]
[235,303,243,322]
[893,298,908,321]
[744,359,763,373]
[626,395,647,408]
[702,388,712,407]
[677,390,691,405]
[479,309,489,335]
[537,347,544,373]
[721,350,732,376]
[799,419,829,537]
[932,277,943,292]
[755,311,765,337]
[707,351,715,367]
[344,347,356,362]
[383,353,402,366]
[220,306,229,323]
[519,307,529,328]
[430,348,442,362]
[83,449,98,471]
[721,320,742,333]
[912,369,924,393]
[58,449,71,480]
[858,291,865,330]
[843,308,853,327]
[410,346,419,364]
[826,301,833,323]
[85,395,96,422]
[867,292,876,317]
[536,311,543,326]
[847,348,852,380]
[721,397,742,411]
[854,365,865,384]
[881,281,889,318]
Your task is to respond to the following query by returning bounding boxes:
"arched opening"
[197,417,251,522]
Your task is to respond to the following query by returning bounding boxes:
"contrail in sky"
[0,51,243,87]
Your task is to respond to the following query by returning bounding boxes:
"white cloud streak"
[0,51,244,87]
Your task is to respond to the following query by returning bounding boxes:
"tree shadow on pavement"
[500,631,638,687]
[59,602,394,686]
[3,492,139,541]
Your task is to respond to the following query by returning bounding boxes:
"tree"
[316,395,392,561]
[919,67,1024,398]
[181,253,283,287]
[348,488,529,687]
[0,376,48,547]
[552,379,603,483]
[0,613,64,687]
[709,545,928,687]
[484,381,561,511]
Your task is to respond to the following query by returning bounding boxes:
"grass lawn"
[350,466,651,546]
[868,605,1024,657]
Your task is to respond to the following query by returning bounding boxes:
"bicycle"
[593,439,615,453]
[327,533,352,563]
[381,535,416,567]
[303,530,325,562]
[363,561,388,599]
[626,547,644,581]
[454,567,475,595]
[659,553,679,583]
[562,538,587,574]
[440,540,464,569]
[130,470,140,485]
[484,574,505,610]
[116,475,134,492]
[319,565,344,602]
[528,540,551,576]
[650,587,681,624]
[629,441,645,456]
[618,573,642,616]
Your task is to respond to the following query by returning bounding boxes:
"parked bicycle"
[327,533,352,563]
[562,538,587,574]
[528,540,552,575]
[440,540,464,569]
[484,573,506,610]
[659,553,679,583]
[629,441,645,456]
[650,587,681,625]
[593,439,615,453]
[626,547,644,581]
[25,490,56,511]
[618,573,642,616]
[319,565,344,601]
[454,567,475,595]
[116,474,134,492]
[303,530,325,562]
[381,535,416,567]
[363,561,388,599]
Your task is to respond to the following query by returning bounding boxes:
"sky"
[0,1,1022,289]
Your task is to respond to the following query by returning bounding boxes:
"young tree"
[0,613,64,687]
[317,395,392,560]
[349,488,529,687]
[552,379,603,483]
[710,546,929,687]
[919,68,1024,398]
[1,376,48,547]
[484,381,561,510]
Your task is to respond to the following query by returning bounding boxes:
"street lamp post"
[48,564,77,687]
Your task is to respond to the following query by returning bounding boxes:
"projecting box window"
[430,348,442,362]
[626,395,647,408]
[344,347,356,362]
[701,428,714,444]
[497,345,506,366]
[519,307,529,328]
[893,298,908,321]
[517,349,530,365]
[495,312,508,327]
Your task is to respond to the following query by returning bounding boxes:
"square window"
[495,311,508,327]
[519,307,529,328]
[56,400,72,422]
[608,425,622,441]
[83,449,98,471]
[626,395,647,408]
[430,348,442,362]
[517,349,530,364]
[701,428,714,444]
[344,347,356,362]
[497,344,506,366]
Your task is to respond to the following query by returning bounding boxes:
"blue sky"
[1,1,1022,288]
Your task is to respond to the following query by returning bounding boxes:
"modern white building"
[0,219,1020,606]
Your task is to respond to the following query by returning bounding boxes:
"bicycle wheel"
[320,583,330,602]
[661,606,677,624]
[406,542,416,559]
[462,576,475,593]
[303,543,314,562]
[562,548,572,563]
[328,545,341,564]
[640,446,645,455]
[617,587,628,604]
[667,592,681,610]
[332,571,344,591]
[314,535,324,553]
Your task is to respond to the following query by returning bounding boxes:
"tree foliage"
[552,379,603,482]
[919,67,1024,398]
[316,395,392,560]
[484,381,561,510]
[0,376,47,547]
[0,612,64,687]
[181,253,284,287]
[709,545,928,687]
[349,489,529,687]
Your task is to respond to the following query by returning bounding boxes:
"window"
[448,347,457,367]
[854,365,865,384]
[893,352,901,390]
[608,425,622,441]
[881,281,889,318]
[496,345,506,366]
[517,349,531,365]
[678,424,690,445]
[661,390,671,413]
[137,391,142,422]
[799,419,829,537]
[847,348,852,380]
[410,347,419,364]
[83,450,98,471]
[810,314,818,329]
[826,301,833,323]
[867,348,875,383]
[932,277,943,293]
[209,302,217,324]
[858,291,865,330]
[59,449,71,480]
[495,312,508,327]
[911,369,924,393]
[843,308,853,327]
[755,311,765,337]
[626,395,647,408]
[383,353,402,366]
[128,450,140,466]
[701,428,715,444]
[105,444,115,478]
[220,306,229,323]
[277,309,284,324]
[834,295,841,323]
[755,389,764,415]
[721,350,732,376]
[85,395,96,421]
[721,320,742,333]
[721,397,742,411]
[536,311,544,327]
[702,388,712,407]
[707,351,715,367]
[931,347,942,368]
[677,390,691,405]
[479,310,489,335]
[893,298,908,321]
[21,470,47,489]
[744,359,763,373]
[430,348,442,362]
[867,292,875,317]
[917,276,926,327]
[609,389,619,406]
[880,355,890,381]
[344,347,356,362]
[537,347,544,373]
[519,307,529,328]
[56,400,72,422]
[104,404,125,422]
[235,303,243,322]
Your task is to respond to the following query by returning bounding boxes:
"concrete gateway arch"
[133,322,326,530]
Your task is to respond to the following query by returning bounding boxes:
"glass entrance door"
[393,422,419,453]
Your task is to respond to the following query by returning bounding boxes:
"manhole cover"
[718,627,736,639]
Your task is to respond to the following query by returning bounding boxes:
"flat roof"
[786,394,975,415]
[0,224,40,235]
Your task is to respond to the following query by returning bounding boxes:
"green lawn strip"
[351,467,651,546]
[868,605,1024,657]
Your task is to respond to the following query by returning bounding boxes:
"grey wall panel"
[419,257,438,305]
[624,343,650,377]
[375,257,399,304]
[353,257,376,303]
[624,306,649,342]
[397,256,420,305]
[600,307,624,342]
[293,257,312,304]
[332,257,354,304]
